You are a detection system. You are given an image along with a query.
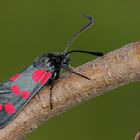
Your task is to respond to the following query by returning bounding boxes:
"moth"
[0,15,103,128]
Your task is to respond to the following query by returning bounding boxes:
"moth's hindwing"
[0,65,52,128]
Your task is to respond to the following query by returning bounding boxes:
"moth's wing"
[0,65,52,128]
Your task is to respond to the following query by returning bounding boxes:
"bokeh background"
[0,0,140,140]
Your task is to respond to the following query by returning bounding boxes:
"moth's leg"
[49,78,56,110]
[62,66,91,80]
[49,70,60,110]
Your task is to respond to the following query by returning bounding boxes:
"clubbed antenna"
[64,15,94,54]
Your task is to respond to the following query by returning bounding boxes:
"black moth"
[0,15,103,128]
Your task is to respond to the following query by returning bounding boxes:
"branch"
[0,42,140,140]
[135,131,140,140]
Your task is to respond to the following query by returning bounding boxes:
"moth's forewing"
[0,65,52,128]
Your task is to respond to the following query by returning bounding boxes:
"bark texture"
[135,131,140,140]
[0,42,140,140]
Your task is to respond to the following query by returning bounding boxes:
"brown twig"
[0,42,140,140]
[135,131,140,140]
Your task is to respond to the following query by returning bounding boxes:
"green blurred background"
[0,0,140,140]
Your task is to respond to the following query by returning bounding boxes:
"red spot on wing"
[40,72,52,85]
[10,73,21,82]
[32,69,46,82]
[4,103,15,114]
[11,85,20,96]
[0,104,3,111]
[21,91,30,99]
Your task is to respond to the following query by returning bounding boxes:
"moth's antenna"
[65,50,104,56]
[64,15,94,54]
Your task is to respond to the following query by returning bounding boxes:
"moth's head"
[49,53,70,68]
[45,53,70,68]
[59,54,70,67]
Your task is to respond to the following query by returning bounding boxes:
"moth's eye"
[63,59,67,63]
[63,56,70,64]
